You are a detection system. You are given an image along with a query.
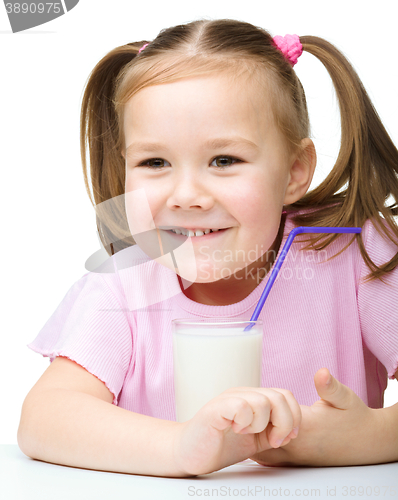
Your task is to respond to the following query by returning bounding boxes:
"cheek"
[234,183,275,229]
[224,180,264,219]
[125,173,161,214]
[124,176,164,236]
[125,168,146,192]
[234,181,283,254]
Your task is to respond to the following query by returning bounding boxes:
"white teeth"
[169,228,219,237]
[168,227,228,237]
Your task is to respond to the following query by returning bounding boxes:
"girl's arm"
[250,368,398,466]
[17,357,185,477]
[18,388,187,476]
[18,357,301,477]
[378,388,398,462]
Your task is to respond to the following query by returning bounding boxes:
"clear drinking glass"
[172,318,264,422]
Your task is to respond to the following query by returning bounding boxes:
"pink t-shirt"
[27,212,398,418]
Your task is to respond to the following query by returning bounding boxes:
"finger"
[314,368,353,410]
[221,387,300,445]
[223,387,301,433]
[268,388,301,438]
[226,392,271,434]
[246,388,302,446]
[265,391,295,448]
[208,396,255,432]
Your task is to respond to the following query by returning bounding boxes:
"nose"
[166,169,213,210]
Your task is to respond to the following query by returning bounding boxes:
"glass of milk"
[172,318,263,422]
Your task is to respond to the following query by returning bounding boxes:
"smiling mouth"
[159,227,230,238]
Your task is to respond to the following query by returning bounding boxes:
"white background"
[1,0,397,444]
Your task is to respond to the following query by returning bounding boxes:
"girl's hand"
[250,368,380,467]
[173,387,301,476]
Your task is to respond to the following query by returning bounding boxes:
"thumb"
[314,368,353,409]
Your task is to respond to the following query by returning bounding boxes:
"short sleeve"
[358,219,398,379]
[27,271,133,405]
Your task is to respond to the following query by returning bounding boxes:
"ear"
[283,138,317,205]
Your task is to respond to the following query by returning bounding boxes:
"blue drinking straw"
[244,226,362,332]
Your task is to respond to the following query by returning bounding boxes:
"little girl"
[18,19,398,477]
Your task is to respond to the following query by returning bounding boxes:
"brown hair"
[80,19,398,283]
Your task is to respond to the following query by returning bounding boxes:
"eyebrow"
[125,137,259,157]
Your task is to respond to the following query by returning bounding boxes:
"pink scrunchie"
[273,34,302,66]
[138,43,149,54]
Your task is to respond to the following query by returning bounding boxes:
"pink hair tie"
[272,34,302,66]
[138,43,149,54]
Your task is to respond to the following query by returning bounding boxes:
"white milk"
[173,326,263,422]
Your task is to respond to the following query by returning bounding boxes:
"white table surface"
[1,445,397,500]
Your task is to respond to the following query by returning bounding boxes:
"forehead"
[123,73,274,145]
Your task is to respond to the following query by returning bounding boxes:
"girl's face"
[123,73,299,285]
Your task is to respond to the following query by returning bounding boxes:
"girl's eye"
[211,156,242,169]
[138,158,170,169]
[137,155,242,170]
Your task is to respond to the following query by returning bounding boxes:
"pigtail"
[287,36,398,283]
[80,41,149,255]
